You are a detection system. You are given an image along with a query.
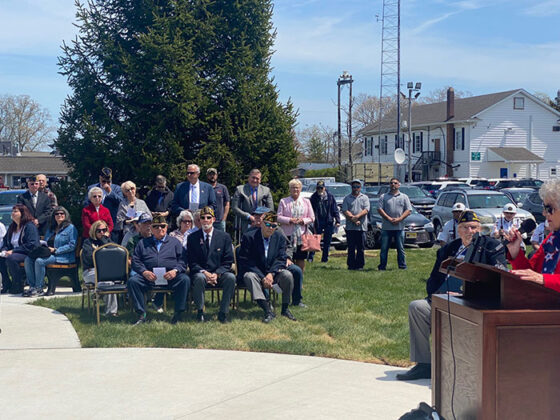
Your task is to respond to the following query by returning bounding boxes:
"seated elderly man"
[239,212,296,323]
[127,215,190,325]
[397,210,507,380]
[186,206,235,323]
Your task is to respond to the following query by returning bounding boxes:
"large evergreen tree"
[56,0,297,193]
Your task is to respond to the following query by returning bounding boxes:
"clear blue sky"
[1,0,559,135]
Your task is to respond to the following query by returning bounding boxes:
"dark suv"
[376,185,436,218]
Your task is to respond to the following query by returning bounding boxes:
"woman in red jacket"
[507,179,560,292]
[81,187,113,238]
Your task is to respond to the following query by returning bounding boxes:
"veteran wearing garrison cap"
[238,212,296,323]
[186,206,235,323]
[397,210,507,381]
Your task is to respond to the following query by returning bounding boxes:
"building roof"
[0,156,70,174]
[487,147,544,163]
[361,89,522,135]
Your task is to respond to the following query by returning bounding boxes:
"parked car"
[0,189,26,212]
[431,190,535,236]
[490,178,543,190]
[331,214,347,250]
[0,207,11,228]
[501,188,535,207]
[521,191,545,224]
[363,185,384,197]
[366,198,435,249]
[324,182,352,206]
[376,184,436,218]
[410,181,468,198]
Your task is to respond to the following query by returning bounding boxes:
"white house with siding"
[358,88,560,181]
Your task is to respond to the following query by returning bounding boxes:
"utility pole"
[337,71,353,178]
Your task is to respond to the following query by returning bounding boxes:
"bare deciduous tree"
[0,94,54,152]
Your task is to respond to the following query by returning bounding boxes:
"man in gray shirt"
[341,179,370,270]
[377,177,412,270]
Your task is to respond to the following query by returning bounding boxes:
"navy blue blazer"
[310,190,340,229]
[171,181,216,215]
[238,228,287,279]
[186,229,233,275]
[17,190,52,235]
[1,222,40,255]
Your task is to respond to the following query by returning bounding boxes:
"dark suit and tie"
[171,180,216,216]
[232,183,274,234]
[17,189,52,235]
[238,213,295,323]
[186,207,235,323]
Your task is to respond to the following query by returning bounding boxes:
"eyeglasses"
[352,185,361,189]
[54,212,65,216]
[96,228,108,233]
[181,220,193,224]
[317,186,324,189]
[200,215,213,220]
[544,204,556,215]
[152,224,167,229]
[186,171,197,175]
[263,222,278,229]
[100,179,110,184]
[390,182,400,185]
[92,195,102,198]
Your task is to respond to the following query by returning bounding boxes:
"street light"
[401,81,421,182]
[337,71,353,176]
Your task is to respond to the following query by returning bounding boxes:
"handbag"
[301,233,321,252]
[29,245,52,259]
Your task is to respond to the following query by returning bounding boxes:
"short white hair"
[288,178,302,189]
[88,187,103,200]
[540,179,560,208]
[176,209,193,226]
[187,164,200,173]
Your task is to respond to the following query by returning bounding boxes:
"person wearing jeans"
[377,177,411,271]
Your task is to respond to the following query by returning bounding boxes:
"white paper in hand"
[153,267,168,285]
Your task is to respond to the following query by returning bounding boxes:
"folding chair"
[92,243,129,325]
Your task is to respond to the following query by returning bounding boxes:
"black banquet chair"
[92,243,129,325]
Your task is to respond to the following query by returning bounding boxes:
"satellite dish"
[394,148,406,164]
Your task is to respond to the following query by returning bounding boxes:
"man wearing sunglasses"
[377,177,412,271]
[171,164,216,217]
[83,167,125,241]
[310,180,340,263]
[128,215,190,325]
[186,206,235,323]
[342,179,370,270]
[239,212,296,323]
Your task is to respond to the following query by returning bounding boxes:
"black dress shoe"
[196,311,205,323]
[281,308,297,321]
[171,311,184,324]
[45,290,55,296]
[218,312,230,324]
[133,313,147,326]
[262,312,275,323]
[396,363,431,381]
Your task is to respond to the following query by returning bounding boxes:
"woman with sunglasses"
[507,179,560,291]
[169,209,195,248]
[0,204,39,294]
[81,220,118,316]
[116,181,151,241]
[23,206,78,296]
[277,178,315,271]
[81,187,114,238]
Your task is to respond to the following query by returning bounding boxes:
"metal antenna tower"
[377,0,400,183]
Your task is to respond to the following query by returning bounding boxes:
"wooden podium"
[432,260,560,420]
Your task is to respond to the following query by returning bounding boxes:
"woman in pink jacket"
[277,179,315,271]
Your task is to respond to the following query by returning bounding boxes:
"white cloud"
[523,1,560,17]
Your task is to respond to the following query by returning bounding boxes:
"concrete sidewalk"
[0,289,431,419]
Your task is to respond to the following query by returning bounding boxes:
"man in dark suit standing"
[239,212,296,323]
[187,206,235,323]
[171,164,216,217]
[83,167,124,240]
[232,169,274,237]
[17,176,52,235]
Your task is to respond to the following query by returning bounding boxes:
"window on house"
[455,128,465,151]
[551,168,557,177]
[514,97,525,110]
[381,136,388,155]
[413,133,422,153]
[364,138,369,156]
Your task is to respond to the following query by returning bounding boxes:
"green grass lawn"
[34,247,437,366]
